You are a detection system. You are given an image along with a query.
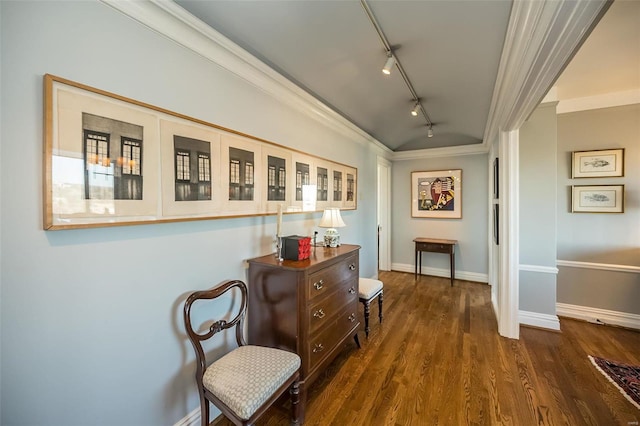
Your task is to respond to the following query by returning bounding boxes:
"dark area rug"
[589,355,640,410]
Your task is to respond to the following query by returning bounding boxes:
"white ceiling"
[174,0,638,152]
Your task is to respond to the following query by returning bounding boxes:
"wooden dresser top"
[248,244,360,270]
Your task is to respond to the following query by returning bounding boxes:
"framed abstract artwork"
[411,169,462,219]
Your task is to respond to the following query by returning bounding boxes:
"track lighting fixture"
[382,53,395,75]
[362,0,434,139]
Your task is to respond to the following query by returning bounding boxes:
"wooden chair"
[358,278,384,338]
[183,280,302,426]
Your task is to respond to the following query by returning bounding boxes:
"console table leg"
[450,250,455,286]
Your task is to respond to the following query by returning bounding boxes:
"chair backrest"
[183,280,248,382]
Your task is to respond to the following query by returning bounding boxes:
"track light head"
[427,127,434,138]
[411,103,420,117]
[382,54,395,75]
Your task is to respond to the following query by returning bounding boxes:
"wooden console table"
[247,244,361,422]
[413,238,457,286]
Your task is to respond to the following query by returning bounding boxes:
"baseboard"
[556,303,640,330]
[174,408,200,426]
[519,310,561,331]
[391,263,488,283]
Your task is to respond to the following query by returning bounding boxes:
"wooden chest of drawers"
[247,244,360,415]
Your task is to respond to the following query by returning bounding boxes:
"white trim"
[557,303,640,331]
[391,263,488,284]
[173,408,200,426]
[377,156,392,271]
[519,264,559,274]
[99,0,391,157]
[519,310,561,331]
[392,143,488,160]
[492,291,500,324]
[557,260,640,274]
[483,0,610,142]
[557,89,640,114]
[498,130,519,339]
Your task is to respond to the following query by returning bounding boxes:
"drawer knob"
[313,343,324,353]
[313,309,326,319]
[348,286,356,294]
[313,280,324,290]
[348,313,356,322]
[348,263,356,271]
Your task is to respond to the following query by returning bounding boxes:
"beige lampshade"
[318,208,346,228]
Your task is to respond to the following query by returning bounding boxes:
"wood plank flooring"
[214,271,640,425]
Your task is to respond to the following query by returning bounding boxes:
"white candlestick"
[276,204,282,237]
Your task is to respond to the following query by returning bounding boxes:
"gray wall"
[391,154,488,277]
[0,2,378,425]
[519,103,558,315]
[556,104,640,314]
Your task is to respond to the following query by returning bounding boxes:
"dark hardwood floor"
[214,271,640,425]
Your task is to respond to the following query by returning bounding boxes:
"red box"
[282,235,312,261]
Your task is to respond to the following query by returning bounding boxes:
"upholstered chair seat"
[202,345,301,420]
[358,278,384,338]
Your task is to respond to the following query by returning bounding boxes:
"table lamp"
[319,208,346,247]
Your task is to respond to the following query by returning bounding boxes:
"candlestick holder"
[275,236,283,261]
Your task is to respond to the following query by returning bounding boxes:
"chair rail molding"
[557,260,640,274]
[520,264,559,274]
[99,0,392,158]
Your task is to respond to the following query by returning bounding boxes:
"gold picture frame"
[43,74,357,230]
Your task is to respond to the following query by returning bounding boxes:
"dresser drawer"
[307,254,358,301]
[308,304,359,370]
[308,280,357,335]
[415,242,451,253]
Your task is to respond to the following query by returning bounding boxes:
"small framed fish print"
[571,185,624,213]
[572,148,624,178]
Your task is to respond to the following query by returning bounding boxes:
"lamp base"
[323,228,341,248]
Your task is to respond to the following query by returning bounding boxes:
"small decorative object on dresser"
[247,244,361,423]
[282,235,312,261]
[318,208,346,247]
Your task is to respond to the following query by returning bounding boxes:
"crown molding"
[100,0,392,156]
[392,142,488,161]
[483,0,612,144]
[557,89,640,114]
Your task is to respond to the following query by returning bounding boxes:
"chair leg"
[290,380,300,426]
[200,395,209,426]
[378,291,384,324]
[363,300,371,338]
[353,332,361,349]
